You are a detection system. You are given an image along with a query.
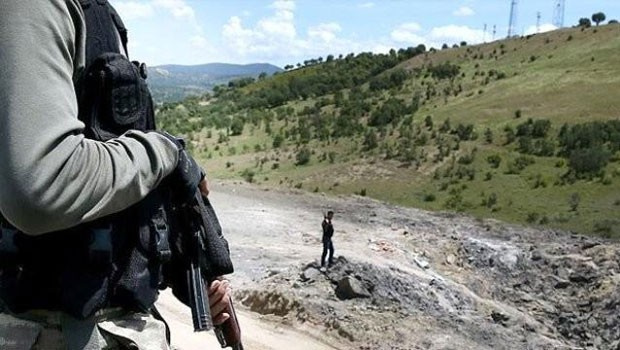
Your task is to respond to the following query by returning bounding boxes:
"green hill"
[156,24,620,238]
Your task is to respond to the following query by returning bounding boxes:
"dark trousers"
[321,238,334,267]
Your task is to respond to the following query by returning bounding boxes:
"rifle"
[166,190,243,349]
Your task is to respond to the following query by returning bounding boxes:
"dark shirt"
[322,218,334,240]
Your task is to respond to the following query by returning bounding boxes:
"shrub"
[241,168,255,183]
[328,152,336,164]
[272,134,284,148]
[515,109,522,119]
[218,132,229,143]
[526,212,540,224]
[363,130,379,150]
[230,117,244,136]
[295,148,312,165]
[423,193,436,202]
[486,193,498,208]
[484,128,493,144]
[569,193,580,212]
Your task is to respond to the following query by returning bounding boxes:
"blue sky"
[110,0,620,67]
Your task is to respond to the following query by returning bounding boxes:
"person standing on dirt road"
[321,211,335,268]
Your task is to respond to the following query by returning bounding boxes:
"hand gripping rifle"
[165,191,243,350]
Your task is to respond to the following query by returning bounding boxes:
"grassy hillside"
[156,24,620,238]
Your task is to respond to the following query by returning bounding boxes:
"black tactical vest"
[0,0,170,319]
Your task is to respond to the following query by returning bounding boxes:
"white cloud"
[525,23,558,35]
[270,0,295,12]
[429,25,484,45]
[391,22,425,44]
[308,23,342,43]
[114,0,196,22]
[359,2,375,8]
[114,1,155,20]
[453,6,475,17]
[222,1,304,60]
[153,0,195,20]
[222,16,257,55]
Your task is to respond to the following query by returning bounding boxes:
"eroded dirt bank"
[159,182,620,350]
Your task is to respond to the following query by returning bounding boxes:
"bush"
[487,154,502,168]
[328,152,336,164]
[506,156,535,174]
[486,193,498,208]
[295,148,312,165]
[241,168,255,183]
[569,192,580,212]
[363,130,379,150]
[230,117,244,136]
[526,212,540,224]
[515,109,522,119]
[423,193,436,202]
[272,134,284,148]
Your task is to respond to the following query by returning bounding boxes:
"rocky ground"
[161,181,620,350]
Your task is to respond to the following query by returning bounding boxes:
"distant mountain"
[148,63,283,103]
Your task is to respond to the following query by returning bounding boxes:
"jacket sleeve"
[0,0,179,235]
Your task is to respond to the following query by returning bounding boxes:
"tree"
[230,118,244,136]
[592,12,606,26]
[578,17,592,28]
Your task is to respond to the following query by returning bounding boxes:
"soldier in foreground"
[0,0,236,348]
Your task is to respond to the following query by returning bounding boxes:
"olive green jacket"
[0,0,179,235]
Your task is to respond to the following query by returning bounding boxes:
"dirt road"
[156,182,620,350]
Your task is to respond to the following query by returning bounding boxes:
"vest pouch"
[111,190,169,310]
[81,53,153,141]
